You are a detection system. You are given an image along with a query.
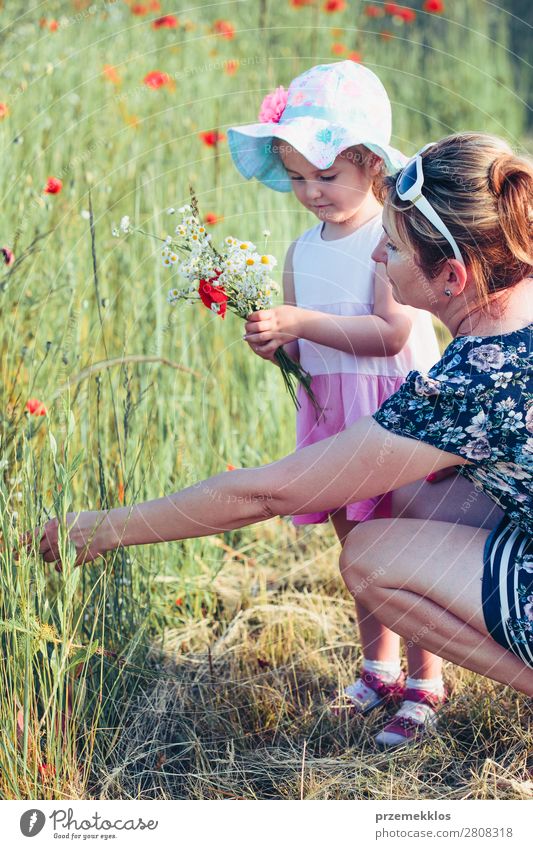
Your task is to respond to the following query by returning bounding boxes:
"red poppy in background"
[0,102,9,120]
[152,15,179,29]
[213,20,235,39]
[348,51,362,62]
[324,0,346,11]
[384,3,400,12]
[205,212,222,225]
[149,0,161,9]
[331,42,346,55]
[395,6,416,22]
[364,4,382,16]
[198,277,228,318]
[1,247,15,267]
[131,4,148,14]
[143,70,170,89]
[423,0,444,12]
[224,59,239,75]
[102,64,121,84]
[48,19,59,30]
[38,763,56,779]
[200,130,225,146]
[290,0,314,6]
[44,177,62,194]
[26,398,47,416]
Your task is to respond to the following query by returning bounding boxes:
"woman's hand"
[244,305,302,360]
[36,510,117,567]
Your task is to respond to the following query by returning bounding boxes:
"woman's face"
[278,144,375,223]
[372,207,438,312]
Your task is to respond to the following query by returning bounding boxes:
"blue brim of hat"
[228,118,407,193]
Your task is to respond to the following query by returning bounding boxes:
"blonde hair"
[383,132,533,307]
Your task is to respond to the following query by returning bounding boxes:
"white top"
[292,215,441,378]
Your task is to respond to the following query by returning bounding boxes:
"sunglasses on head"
[396,142,465,266]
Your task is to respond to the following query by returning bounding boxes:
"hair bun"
[488,153,515,198]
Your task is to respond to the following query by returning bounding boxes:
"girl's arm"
[246,240,300,363]
[37,418,466,565]
[244,263,412,358]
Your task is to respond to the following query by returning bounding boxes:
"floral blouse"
[373,324,533,535]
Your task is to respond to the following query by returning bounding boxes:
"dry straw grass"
[91,525,532,801]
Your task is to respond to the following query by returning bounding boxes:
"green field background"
[0,0,531,800]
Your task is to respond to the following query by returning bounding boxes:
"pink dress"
[292,214,441,524]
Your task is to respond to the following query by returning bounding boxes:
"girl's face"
[279,145,376,223]
[372,207,435,311]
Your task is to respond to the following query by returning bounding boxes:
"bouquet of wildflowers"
[113,195,318,411]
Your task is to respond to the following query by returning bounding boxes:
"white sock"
[364,658,402,681]
[376,676,444,747]
[405,676,444,695]
[344,657,402,710]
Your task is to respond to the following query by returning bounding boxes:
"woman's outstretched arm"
[37,417,466,565]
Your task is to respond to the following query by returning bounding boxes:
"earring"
[444,288,452,297]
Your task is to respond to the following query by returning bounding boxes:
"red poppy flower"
[175,597,183,606]
[44,177,62,194]
[152,15,179,29]
[224,59,239,75]
[38,763,56,779]
[213,19,235,39]
[395,6,416,22]
[143,70,170,89]
[226,463,236,471]
[205,212,222,225]
[149,0,161,9]
[26,398,47,416]
[348,51,362,62]
[131,3,148,14]
[324,0,346,11]
[48,19,59,31]
[331,42,346,55]
[1,247,15,266]
[364,4,382,16]
[423,0,444,12]
[198,276,228,318]
[0,102,8,120]
[290,0,314,6]
[199,130,225,147]
[384,3,400,12]
[102,64,121,84]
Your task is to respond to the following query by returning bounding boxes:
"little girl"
[228,61,444,747]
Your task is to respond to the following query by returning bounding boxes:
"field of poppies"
[0,0,531,801]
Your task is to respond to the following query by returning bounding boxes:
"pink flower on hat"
[258,86,288,124]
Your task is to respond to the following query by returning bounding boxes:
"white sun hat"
[227,61,406,193]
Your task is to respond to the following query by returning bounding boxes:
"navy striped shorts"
[482,515,533,668]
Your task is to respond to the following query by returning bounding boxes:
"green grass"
[0,0,531,800]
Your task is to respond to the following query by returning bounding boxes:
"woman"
[37,132,533,714]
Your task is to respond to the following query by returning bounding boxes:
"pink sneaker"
[375,687,446,748]
[330,670,406,716]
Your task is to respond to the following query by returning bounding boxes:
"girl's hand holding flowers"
[244,305,301,360]
[112,194,319,412]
